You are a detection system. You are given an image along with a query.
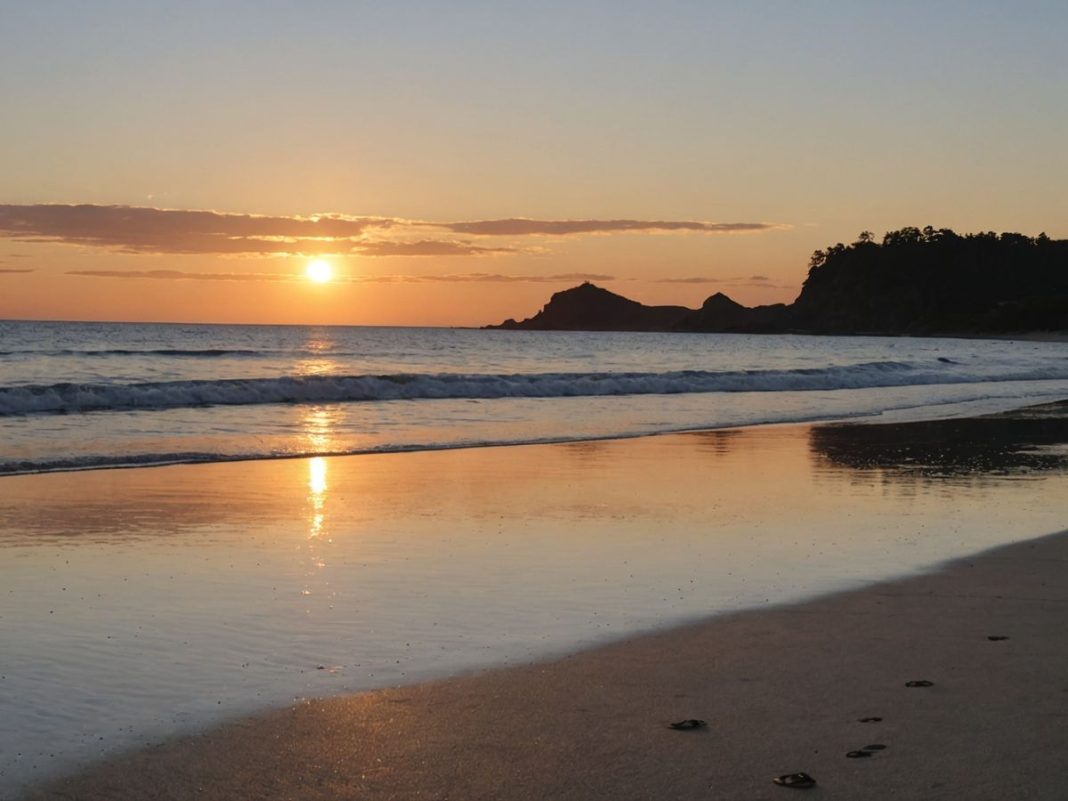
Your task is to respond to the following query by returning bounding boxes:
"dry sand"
[24,527,1068,801]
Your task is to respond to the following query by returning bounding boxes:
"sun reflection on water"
[297,331,340,376]
[296,358,339,376]
[302,406,339,454]
[305,333,334,352]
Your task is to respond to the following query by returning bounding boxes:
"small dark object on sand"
[988,635,1009,641]
[905,680,934,687]
[863,744,886,751]
[858,716,882,723]
[667,719,707,730]
[846,750,873,759]
[773,772,816,789]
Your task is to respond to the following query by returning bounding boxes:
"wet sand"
[14,403,1068,801]
[23,528,1068,801]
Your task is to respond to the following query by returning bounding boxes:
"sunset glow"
[305,260,332,284]
[1,6,1067,798]
[0,3,1064,327]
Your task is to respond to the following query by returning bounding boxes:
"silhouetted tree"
[792,226,1068,333]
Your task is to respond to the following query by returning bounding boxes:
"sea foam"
[3,359,1066,417]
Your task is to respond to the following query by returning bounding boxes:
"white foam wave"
[1,359,1066,417]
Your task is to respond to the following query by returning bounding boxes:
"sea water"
[2,320,1067,474]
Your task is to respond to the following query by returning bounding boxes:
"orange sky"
[0,207,805,325]
[2,3,1066,326]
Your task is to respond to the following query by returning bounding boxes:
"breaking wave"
[3,348,268,358]
[2,359,1066,417]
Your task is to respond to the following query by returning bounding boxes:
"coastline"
[6,400,1068,800]
[946,330,1068,343]
[484,325,1068,343]
[23,527,1068,801]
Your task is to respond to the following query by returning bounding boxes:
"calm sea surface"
[2,320,1067,474]
[1,321,1067,797]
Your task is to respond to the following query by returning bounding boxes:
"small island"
[487,227,1068,335]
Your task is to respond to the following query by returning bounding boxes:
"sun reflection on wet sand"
[307,456,328,543]
[1,419,1067,794]
[302,457,331,608]
[308,456,328,499]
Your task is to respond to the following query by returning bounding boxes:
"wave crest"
[2,359,1063,417]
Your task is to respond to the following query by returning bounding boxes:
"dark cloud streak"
[66,269,616,284]
[354,240,518,257]
[67,269,297,281]
[655,274,789,289]
[375,272,615,284]
[438,219,779,236]
[0,204,782,257]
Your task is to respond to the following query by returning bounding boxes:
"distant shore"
[483,324,1068,343]
[488,230,1068,335]
[948,330,1068,343]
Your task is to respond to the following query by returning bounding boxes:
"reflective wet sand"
[3,403,1067,797]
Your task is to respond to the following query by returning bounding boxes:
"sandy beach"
[22,529,1068,801]
[7,403,1066,801]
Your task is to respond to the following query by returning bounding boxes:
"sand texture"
[23,528,1068,801]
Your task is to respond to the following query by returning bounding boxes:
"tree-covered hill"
[790,227,1068,333]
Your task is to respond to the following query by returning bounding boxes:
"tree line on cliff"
[487,227,1068,334]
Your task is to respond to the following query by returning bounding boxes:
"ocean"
[2,320,1068,797]
[2,320,1067,475]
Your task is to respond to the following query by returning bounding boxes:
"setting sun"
[305,260,332,283]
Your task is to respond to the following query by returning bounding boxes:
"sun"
[305,259,333,283]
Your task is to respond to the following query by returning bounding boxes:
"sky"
[1,1,1066,326]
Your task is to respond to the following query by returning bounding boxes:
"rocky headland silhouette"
[487,227,1068,335]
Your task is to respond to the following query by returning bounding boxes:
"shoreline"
[6,316,1066,341]
[23,526,1068,801]
[5,389,1067,479]
[484,327,1068,343]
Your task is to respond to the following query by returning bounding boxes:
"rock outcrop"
[487,227,1068,335]
[673,293,789,333]
[488,282,692,332]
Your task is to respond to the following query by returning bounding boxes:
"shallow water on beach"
[1,415,1067,797]
[3,321,1068,474]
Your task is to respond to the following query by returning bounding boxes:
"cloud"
[0,204,783,257]
[655,277,722,284]
[67,269,298,281]
[0,204,391,256]
[376,272,615,284]
[435,218,780,236]
[0,268,34,274]
[655,274,790,289]
[66,269,615,284]
[352,240,519,257]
